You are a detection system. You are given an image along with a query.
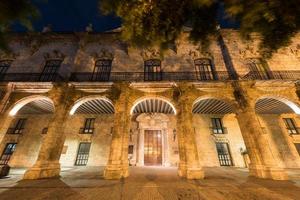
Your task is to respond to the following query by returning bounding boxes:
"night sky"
[13,0,237,32]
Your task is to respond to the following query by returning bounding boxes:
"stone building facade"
[0,29,300,180]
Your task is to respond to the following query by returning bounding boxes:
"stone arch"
[130,96,177,115]
[255,95,300,114]
[192,96,236,114]
[69,95,114,115]
[9,95,55,116]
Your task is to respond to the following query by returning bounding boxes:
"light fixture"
[173,129,177,141]
[110,127,114,136]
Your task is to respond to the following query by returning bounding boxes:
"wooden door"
[144,130,162,165]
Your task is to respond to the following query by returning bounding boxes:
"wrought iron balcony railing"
[70,71,231,82]
[0,70,299,82]
[0,73,64,82]
[241,71,300,80]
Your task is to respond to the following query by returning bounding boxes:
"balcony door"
[194,58,215,80]
[144,130,162,166]
[92,59,112,81]
[40,60,62,81]
[246,58,270,79]
[144,59,162,81]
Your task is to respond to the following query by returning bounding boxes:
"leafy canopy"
[0,0,39,49]
[100,0,300,54]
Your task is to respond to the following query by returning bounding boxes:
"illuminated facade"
[0,30,300,180]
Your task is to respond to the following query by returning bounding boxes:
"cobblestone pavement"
[0,166,300,200]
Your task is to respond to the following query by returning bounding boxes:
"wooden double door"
[144,130,162,166]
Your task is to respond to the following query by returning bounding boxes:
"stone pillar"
[23,85,72,180]
[177,90,204,179]
[163,129,170,166]
[236,108,288,180]
[136,128,144,166]
[104,84,131,179]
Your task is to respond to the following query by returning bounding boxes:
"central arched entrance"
[130,97,177,167]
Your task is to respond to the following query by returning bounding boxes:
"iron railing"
[0,70,299,82]
[0,73,64,82]
[70,71,231,82]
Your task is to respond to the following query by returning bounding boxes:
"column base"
[23,161,61,180]
[186,168,205,179]
[249,164,288,180]
[104,165,129,179]
[178,162,187,177]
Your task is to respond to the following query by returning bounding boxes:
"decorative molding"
[239,44,261,59]
[141,48,161,60]
[43,49,65,60]
[130,82,176,93]
[0,50,18,60]
[69,82,113,93]
[291,44,300,59]
[91,48,114,60]
[189,47,213,60]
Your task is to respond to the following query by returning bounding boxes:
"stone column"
[177,91,204,179]
[236,108,288,180]
[136,128,144,166]
[163,129,170,166]
[104,84,131,179]
[23,85,72,180]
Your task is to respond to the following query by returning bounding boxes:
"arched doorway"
[0,95,55,171]
[130,97,177,167]
[192,97,249,168]
[255,96,300,168]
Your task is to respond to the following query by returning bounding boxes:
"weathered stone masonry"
[0,29,300,181]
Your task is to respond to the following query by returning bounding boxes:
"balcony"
[70,71,231,82]
[0,73,64,82]
[241,71,300,80]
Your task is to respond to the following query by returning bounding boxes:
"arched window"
[144,59,162,81]
[194,58,215,80]
[0,60,12,80]
[92,59,112,81]
[40,59,62,81]
[246,58,271,80]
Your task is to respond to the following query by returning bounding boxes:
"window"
[39,59,62,81]
[144,59,162,81]
[246,58,270,79]
[283,118,299,135]
[194,58,215,80]
[295,143,300,156]
[92,59,112,81]
[211,118,225,134]
[215,143,233,166]
[80,118,95,134]
[7,118,27,134]
[0,60,12,80]
[0,143,17,165]
[75,142,91,166]
[128,145,134,154]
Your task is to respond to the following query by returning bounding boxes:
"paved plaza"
[0,167,300,200]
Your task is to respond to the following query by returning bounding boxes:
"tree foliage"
[0,0,39,49]
[100,0,300,55]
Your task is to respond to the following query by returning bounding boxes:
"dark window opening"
[39,59,62,81]
[194,58,215,80]
[144,59,162,81]
[75,142,91,166]
[216,142,233,166]
[283,118,299,135]
[80,118,95,134]
[7,118,27,134]
[0,60,12,80]
[295,143,300,156]
[211,118,225,134]
[128,145,134,154]
[92,59,112,81]
[0,143,17,165]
